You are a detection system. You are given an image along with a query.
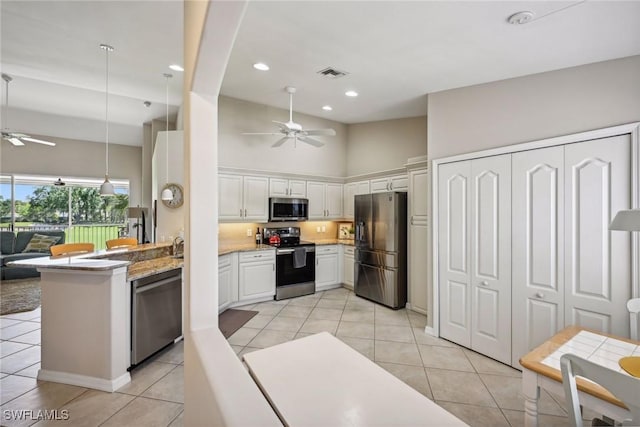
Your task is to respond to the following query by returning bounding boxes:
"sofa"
[0,230,66,280]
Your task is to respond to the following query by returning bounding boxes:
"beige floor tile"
[1,373,7,379]
[436,401,510,427]
[345,296,375,311]
[9,329,41,345]
[248,329,296,348]
[407,311,428,328]
[250,302,285,316]
[142,366,184,403]
[278,305,313,318]
[264,315,306,332]
[153,341,184,365]
[1,309,41,322]
[168,410,183,427]
[336,321,374,340]
[1,381,87,427]
[0,374,37,405]
[286,294,320,307]
[14,363,40,379]
[375,324,415,343]
[33,389,135,427]
[374,307,410,326]
[338,337,374,360]
[227,327,262,346]
[308,307,343,321]
[116,362,176,396]
[479,373,567,416]
[0,346,41,374]
[293,332,314,340]
[418,345,475,372]
[426,368,497,407]
[100,396,183,427]
[321,288,351,300]
[0,341,32,358]
[0,318,22,329]
[315,298,347,310]
[374,341,422,366]
[230,345,244,354]
[238,347,262,359]
[242,314,275,329]
[412,329,460,347]
[1,322,40,340]
[341,309,374,323]
[463,349,520,377]
[376,362,433,399]
[502,409,573,427]
[299,319,339,334]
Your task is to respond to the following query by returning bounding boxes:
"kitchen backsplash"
[218,221,347,244]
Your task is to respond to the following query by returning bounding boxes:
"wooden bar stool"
[106,237,138,249]
[50,243,95,257]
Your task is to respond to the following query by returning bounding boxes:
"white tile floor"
[1,286,596,426]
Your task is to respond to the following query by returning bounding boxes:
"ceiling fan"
[2,73,56,147]
[243,86,335,148]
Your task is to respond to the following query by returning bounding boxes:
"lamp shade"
[161,187,173,201]
[100,175,115,196]
[609,209,640,231]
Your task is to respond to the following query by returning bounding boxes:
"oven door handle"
[276,247,315,255]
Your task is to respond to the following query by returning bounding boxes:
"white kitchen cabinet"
[438,154,512,365]
[218,253,238,313]
[269,178,306,197]
[407,167,428,314]
[218,174,269,222]
[238,250,276,302]
[343,180,370,219]
[315,245,340,291]
[342,245,355,290]
[307,181,343,219]
[370,175,408,193]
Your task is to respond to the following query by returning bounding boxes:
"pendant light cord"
[105,47,110,176]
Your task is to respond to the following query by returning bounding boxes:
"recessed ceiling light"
[169,64,184,72]
[345,90,358,97]
[507,11,534,25]
[253,62,270,71]
[322,105,333,111]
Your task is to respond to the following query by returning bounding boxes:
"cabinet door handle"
[390,182,393,190]
[239,208,243,217]
[535,292,545,299]
[273,264,275,271]
[480,281,489,286]
[410,216,414,225]
[244,209,247,217]
[316,259,319,265]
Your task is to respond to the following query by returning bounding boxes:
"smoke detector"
[317,67,349,79]
[507,11,534,25]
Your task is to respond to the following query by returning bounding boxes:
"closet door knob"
[535,292,545,299]
[480,281,489,286]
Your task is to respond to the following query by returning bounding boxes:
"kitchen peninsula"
[9,243,182,392]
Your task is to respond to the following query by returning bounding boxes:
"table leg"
[522,369,540,427]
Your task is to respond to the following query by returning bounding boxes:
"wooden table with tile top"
[520,325,640,427]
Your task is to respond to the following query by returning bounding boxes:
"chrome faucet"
[173,236,184,258]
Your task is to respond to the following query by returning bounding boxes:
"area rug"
[219,308,259,338]
[1,278,41,315]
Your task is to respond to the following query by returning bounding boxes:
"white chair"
[560,353,640,427]
[628,298,640,341]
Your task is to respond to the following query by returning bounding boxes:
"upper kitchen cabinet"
[370,175,408,193]
[269,178,306,198]
[343,180,370,219]
[219,174,269,222]
[307,181,343,220]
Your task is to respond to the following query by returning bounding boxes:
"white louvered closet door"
[512,146,565,367]
[469,154,512,364]
[564,135,632,336]
[438,161,472,347]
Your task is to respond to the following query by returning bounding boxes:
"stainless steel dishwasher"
[131,268,182,366]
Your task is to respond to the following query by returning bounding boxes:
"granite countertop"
[311,239,355,246]
[127,256,184,281]
[88,242,172,259]
[218,243,275,256]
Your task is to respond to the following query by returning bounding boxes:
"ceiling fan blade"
[242,132,284,136]
[8,137,25,146]
[21,137,56,146]
[299,136,324,148]
[303,128,336,136]
[272,137,289,147]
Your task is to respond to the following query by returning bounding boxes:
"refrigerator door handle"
[357,261,397,272]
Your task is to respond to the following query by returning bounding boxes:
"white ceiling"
[2,1,640,146]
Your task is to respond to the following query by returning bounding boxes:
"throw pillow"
[22,234,62,254]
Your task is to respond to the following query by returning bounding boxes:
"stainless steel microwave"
[269,198,308,222]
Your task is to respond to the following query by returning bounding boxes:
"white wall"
[218,96,348,177]
[346,116,427,176]
[427,55,640,159]
[0,135,142,205]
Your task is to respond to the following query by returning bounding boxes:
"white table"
[520,326,639,427]
[243,332,467,427]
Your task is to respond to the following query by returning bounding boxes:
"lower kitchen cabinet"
[342,246,355,290]
[238,250,276,302]
[315,245,340,291]
[218,253,238,313]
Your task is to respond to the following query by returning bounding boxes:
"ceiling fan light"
[161,188,173,201]
[100,175,115,196]
[22,137,56,146]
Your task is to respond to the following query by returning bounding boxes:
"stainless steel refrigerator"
[354,192,407,309]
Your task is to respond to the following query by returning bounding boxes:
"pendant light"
[161,73,173,201]
[99,43,115,196]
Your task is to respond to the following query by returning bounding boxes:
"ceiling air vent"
[317,67,349,79]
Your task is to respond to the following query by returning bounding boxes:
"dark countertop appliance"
[269,198,308,222]
[263,227,315,300]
